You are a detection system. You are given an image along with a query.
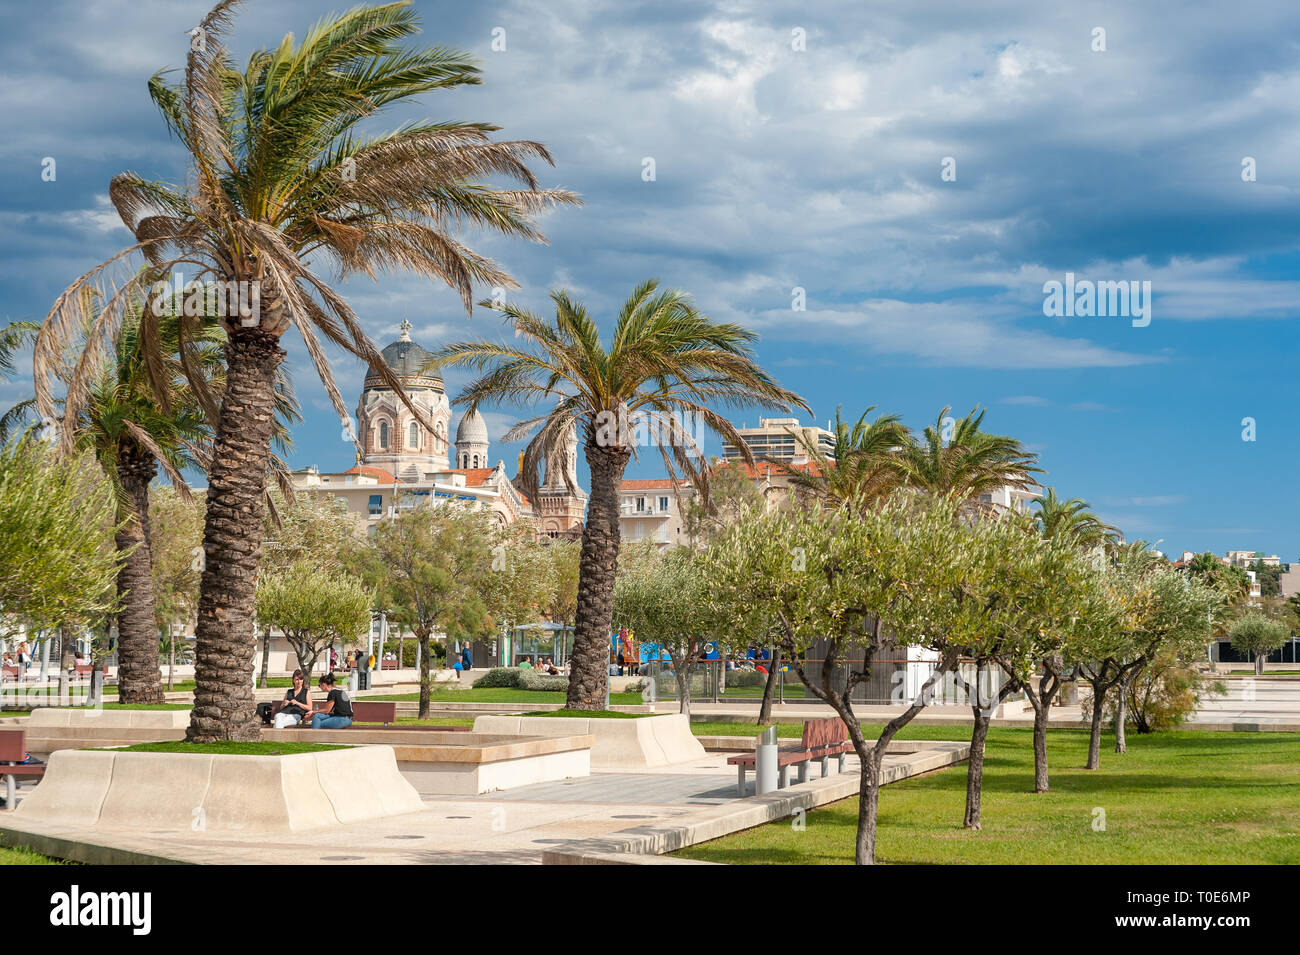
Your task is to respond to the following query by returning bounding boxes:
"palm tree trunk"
[114,440,165,704]
[566,442,630,710]
[187,327,285,742]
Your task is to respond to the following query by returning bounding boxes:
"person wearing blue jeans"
[309,672,354,729]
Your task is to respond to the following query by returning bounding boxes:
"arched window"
[378,420,389,449]
[409,421,419,449]
[472,454,479,468]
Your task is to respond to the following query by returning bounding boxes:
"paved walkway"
[0,745,966,865]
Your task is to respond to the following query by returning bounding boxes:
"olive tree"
[0,438,124,633]
[945,514,1104,827]
[364,501,496,718]
[256,561,373,679]
[1227,612,1290,676]
[1078,557,1217,766]
[613,546,718,715]
[707,491,990,865]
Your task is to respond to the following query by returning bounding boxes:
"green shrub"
[473,667,522,689]
[518,669,569,691]
[1101,650,1227,733]
[729,668,767,688]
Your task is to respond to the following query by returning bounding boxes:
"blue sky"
[1,0,1297,559]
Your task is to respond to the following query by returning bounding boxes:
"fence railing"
[636,657,1026,708]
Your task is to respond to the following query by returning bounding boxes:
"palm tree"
[897,406,1042,505]
[776,405,910,507]
[1032,487,1121,552]
[0,321,38,442]
[65,295,300,703]
[426,281,806,709]
[35,2,576,740]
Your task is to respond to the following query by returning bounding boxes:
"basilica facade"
[292,320,586,539]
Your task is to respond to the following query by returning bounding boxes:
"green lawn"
[356,717,474,727]
[522,709,647,719]
[367,688,645,704]
[690,720,812,738]
[107,741,347,755]
[0,845,69,865]
[674,726,1300,865]
[100,678,293,695]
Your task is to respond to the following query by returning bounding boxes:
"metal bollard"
[349,669,359,693]
[755,724,778,795]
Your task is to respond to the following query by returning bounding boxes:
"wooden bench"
[380,660,398,671]
[0,729,45,805]
[271,699,399,727]
[726,718,854,796]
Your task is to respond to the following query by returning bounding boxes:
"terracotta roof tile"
[344,465,399,483]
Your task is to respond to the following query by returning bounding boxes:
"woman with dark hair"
[274,669,312,729]
[309,672,354,729]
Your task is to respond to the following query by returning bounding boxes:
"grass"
[0,845,70,865]
[367,688,644,704]
[106,741,348,755]
[100,678,293,696]
[100,702,190,710]
[673,726,1300,865]
[690,720,807,738]
[355,717,474,727]
[522,709,648,719]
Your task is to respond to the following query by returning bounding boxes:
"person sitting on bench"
[309,672,354,729]
[274,669,312,728]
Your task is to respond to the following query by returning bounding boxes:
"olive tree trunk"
[258,627,271,688]
[114,439,165,704]
[56,627,71,705]
[188,327,285,742]
[1086,680,1107,770]
[758,648,780,724]
[964,711,991,829]
[1114,674,1129,754]
[417,627,433,719]
[566,441,630,710]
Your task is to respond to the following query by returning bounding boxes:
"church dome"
[456,408,489,446]
[363,320,443,391]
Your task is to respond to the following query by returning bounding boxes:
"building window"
[409,422,419,448]
[636,497,645,513]
[378,420,389,449]
[658,496,669,512]
[368,494,382,518]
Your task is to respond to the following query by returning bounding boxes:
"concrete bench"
[726,718,854,795]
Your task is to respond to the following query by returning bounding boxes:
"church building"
[291,320,586,539]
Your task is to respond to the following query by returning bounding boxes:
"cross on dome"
[398,318,412,342]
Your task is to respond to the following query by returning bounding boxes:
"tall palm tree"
[776,405,910,508]
[66,295,300,703]
[897,406,1042,506]
[426,281,806,709]
[1032,487,1122,552]
[35,1,576,740]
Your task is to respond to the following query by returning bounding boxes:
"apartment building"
[721,417,834,464]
